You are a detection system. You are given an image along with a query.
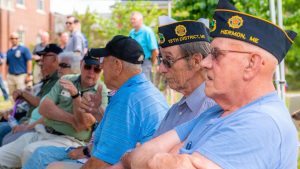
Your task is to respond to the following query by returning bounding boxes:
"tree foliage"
[74,1,166,48]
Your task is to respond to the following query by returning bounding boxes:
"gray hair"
[131,11,143,20]
[58,52,81,74]
[178,41,211,59]
[122,60,142,72]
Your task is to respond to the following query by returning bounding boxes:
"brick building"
[0,0,51,53]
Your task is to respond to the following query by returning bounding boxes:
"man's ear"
[114,58,123,75]
[243,53,262,80]
[189,53,202,70]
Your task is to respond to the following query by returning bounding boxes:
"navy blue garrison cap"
[210,0,297,63]
[158,19,210,48]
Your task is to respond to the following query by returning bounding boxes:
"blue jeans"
[23,146,77,169]
[0,122,11,146]
[0,74,8,100]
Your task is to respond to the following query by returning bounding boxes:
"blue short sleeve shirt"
[129,25,158,59]
[92,73,168,164]
[6,45,32,74]
[176,92,298,169]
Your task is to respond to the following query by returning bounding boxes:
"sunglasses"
[157,55,189,68]
[65,22,73,25]
[209,47,252,60]
[84,64,101,73]
[59,63,71,69]
[10,37,18,40]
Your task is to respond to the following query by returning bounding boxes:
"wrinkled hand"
[81,85,103,114]
[68,146,86,160]
[12,89,23,101]
[12,124,30,133]
[59,79,78,96]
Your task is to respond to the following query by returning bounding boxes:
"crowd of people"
[0,0,298,168]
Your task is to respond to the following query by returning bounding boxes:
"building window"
[18,31,25,45]
[36,0,44,11]
[0,0,13,10]
[16,0,25,5]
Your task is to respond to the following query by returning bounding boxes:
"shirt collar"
[178,82,206,114]
[134,25,146,34]
[118,73,148,90]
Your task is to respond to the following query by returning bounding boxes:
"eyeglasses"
[157,55,188,68]
[59,63,71,69]
[84,64,101,73]
[209,47,252,60]
[65,22,73,25]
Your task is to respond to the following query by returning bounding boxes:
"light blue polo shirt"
[129,25,158,59]
[6,45,32,74]
[176,92,298,169]
[153,83,215,137]
[92,73,168,164]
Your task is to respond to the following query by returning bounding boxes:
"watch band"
[71,91,81,99]
[83,146,91,157]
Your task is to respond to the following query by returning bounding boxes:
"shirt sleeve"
[195,113,280,169]
[73,34,83,53]
[147,30,158,51]
[45,80,61,104]
[24,47,32,61]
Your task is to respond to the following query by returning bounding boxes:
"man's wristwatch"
[83,146,91,157]
[71,91,81,99]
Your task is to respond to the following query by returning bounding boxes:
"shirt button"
[179,112,182,115]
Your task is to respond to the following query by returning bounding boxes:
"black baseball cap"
[83,48,103,65]
[99,35,145,64]
[36,44,63,56]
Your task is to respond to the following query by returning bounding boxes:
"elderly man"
[129,12,159,81]
[128,0,298,169]
[0,44,62,146]
[0,46,108,168]
[112,17,216,169]
[46,35,168,169]
[1,51,82,146]
[32,31,50,84]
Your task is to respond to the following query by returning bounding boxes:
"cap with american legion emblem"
[83,48,103,65]
[158,16,210,48]
[210,0,297,63]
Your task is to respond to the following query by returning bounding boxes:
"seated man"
[114,17,216,169]
[0,47,108,168]
[1,51,82,145]
[127,0,298,169]
[46,35,169,169]
[0,44,62,146]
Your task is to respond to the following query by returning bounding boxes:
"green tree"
[74,1,167,48]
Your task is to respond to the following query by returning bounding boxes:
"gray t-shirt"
[65,30,85,57]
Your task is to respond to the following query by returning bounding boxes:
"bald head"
[41,31,49,44]
[130,12,144,30]
[10,32,19,46]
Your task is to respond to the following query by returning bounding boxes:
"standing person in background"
[65,16,85,58]
[74,21,88,55]
[58,32,69,50]
[4,32,32,95]
[129,12,159,81]
[32,31,50,84]
[0,52,9,101]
